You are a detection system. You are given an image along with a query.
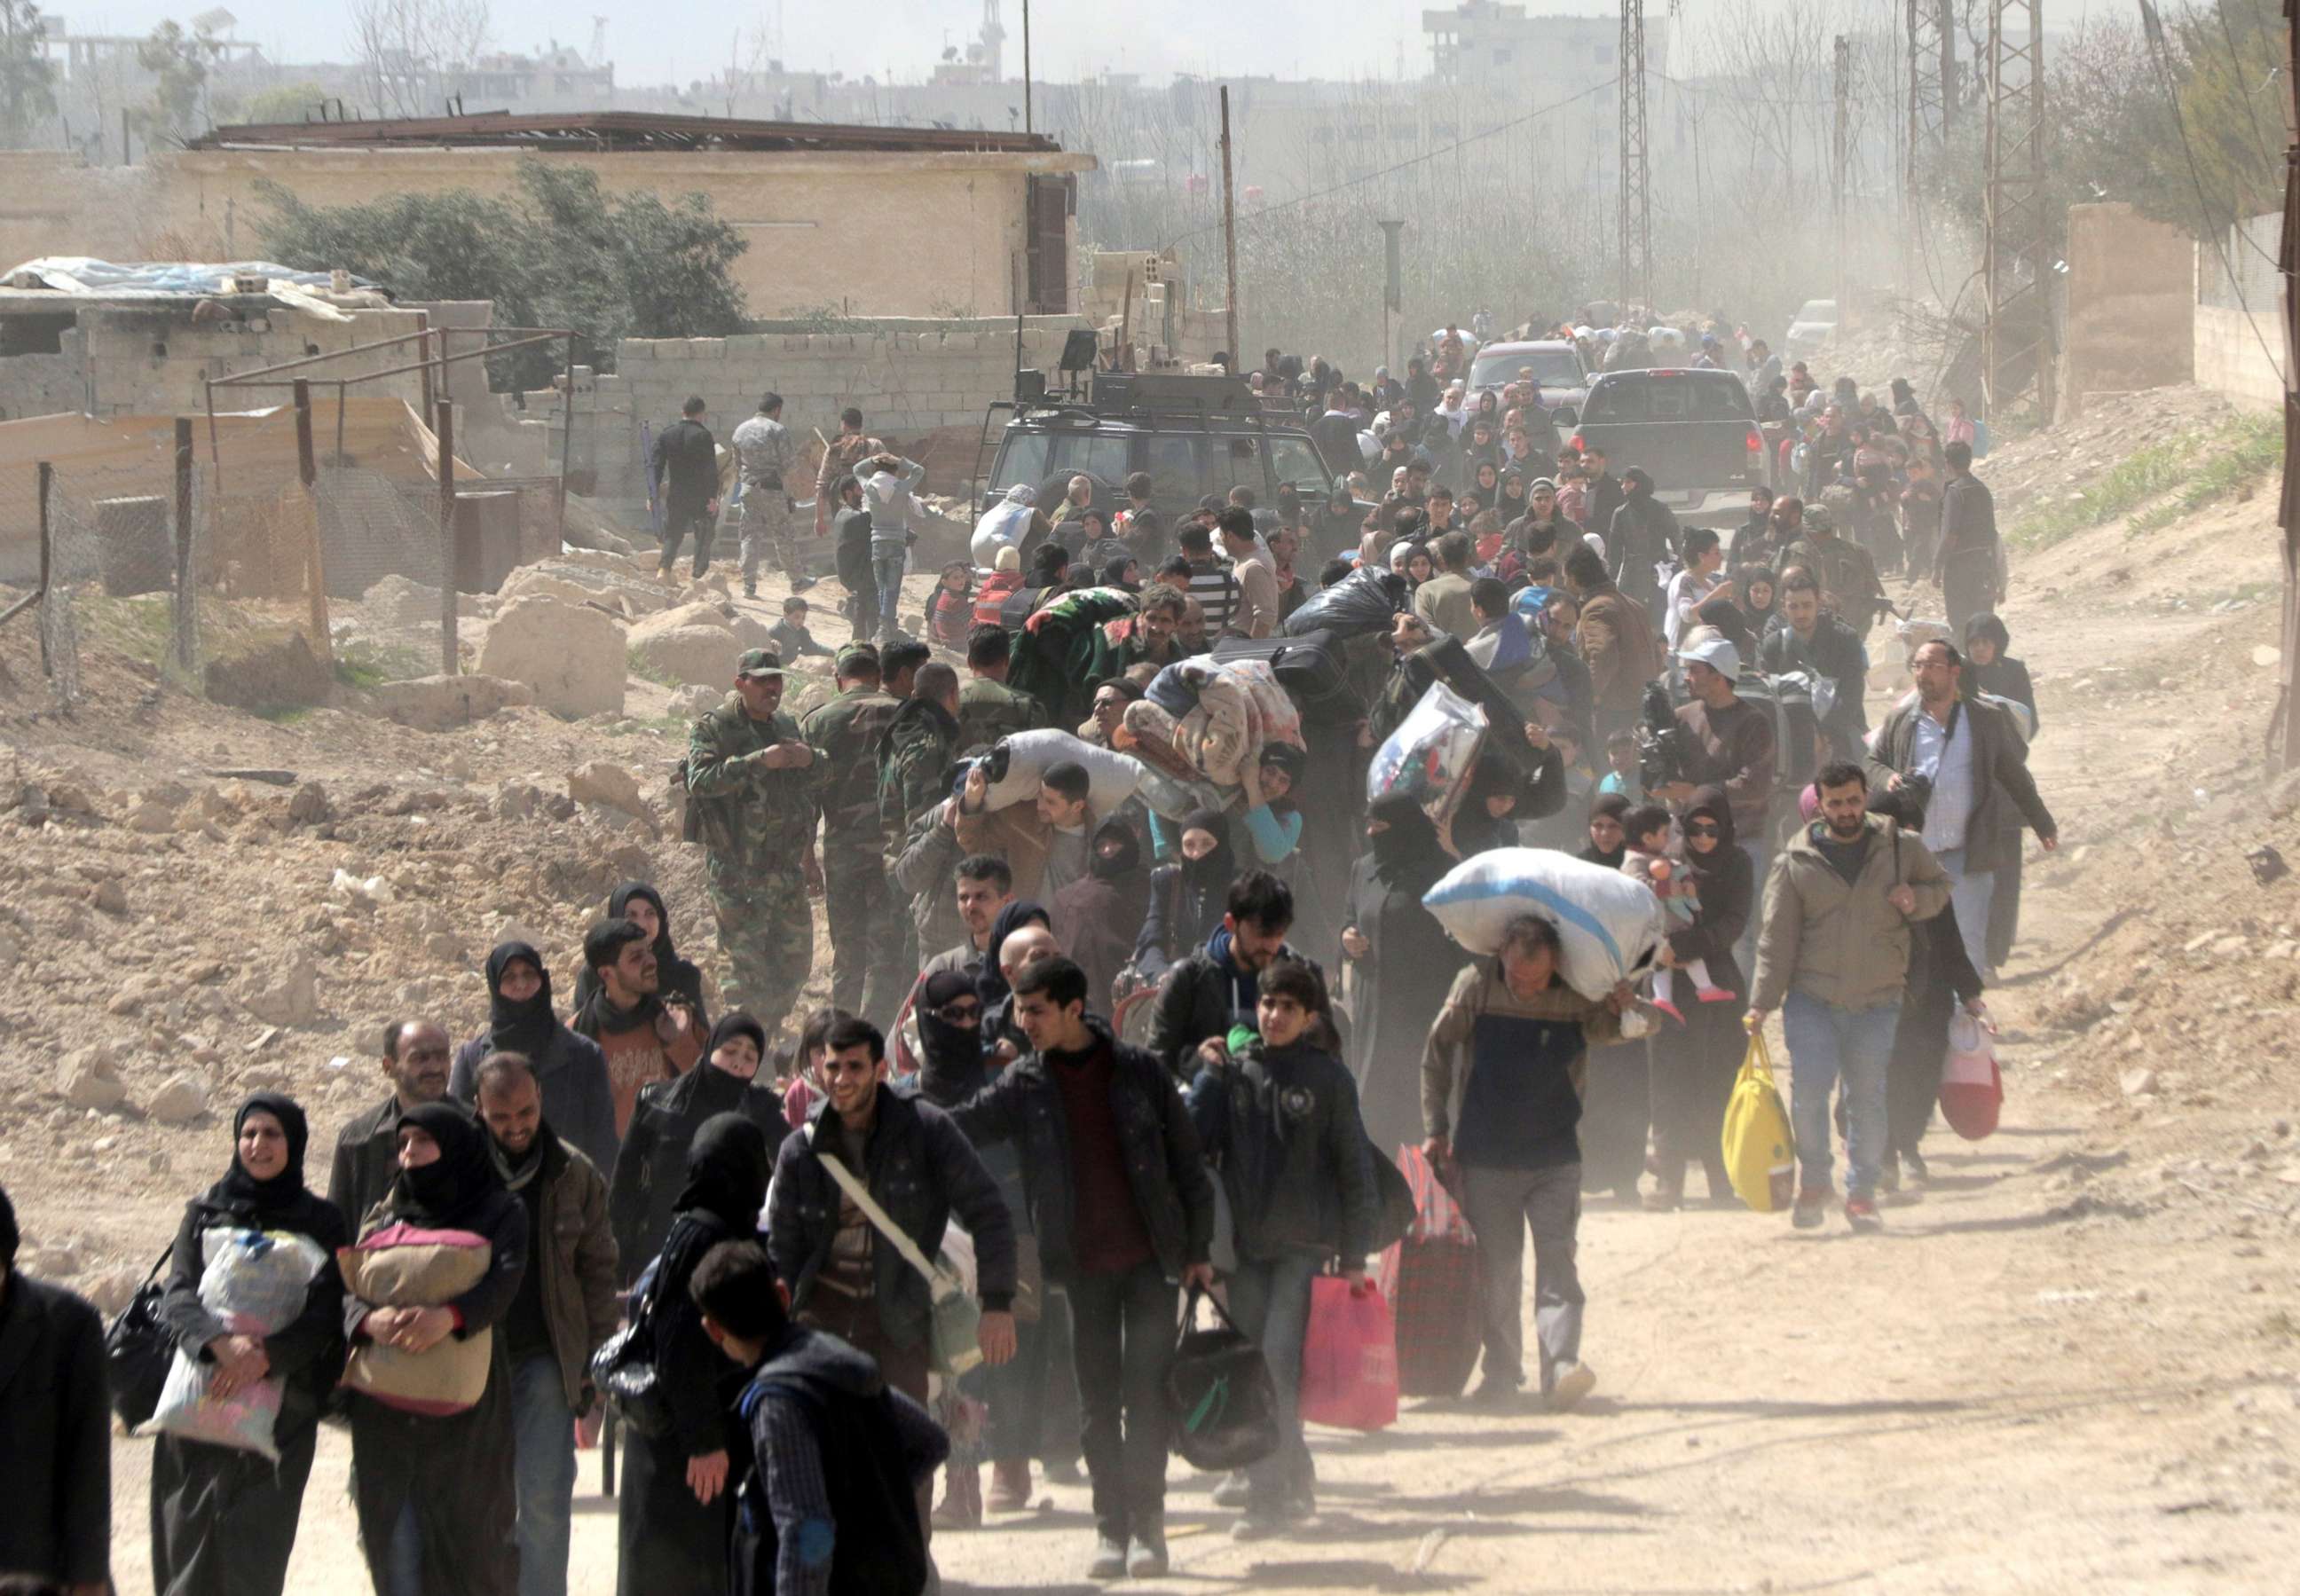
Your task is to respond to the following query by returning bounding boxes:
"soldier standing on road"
[685,649,826,1044]
[729,391,807,602]
[814,405,880,538]
[801,643,908,1026]
[650,396,721,583]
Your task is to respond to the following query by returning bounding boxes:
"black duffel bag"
[104,1246,176,1429]
[1164,1285,1280,1472]
[1281,564,1410,641]
[1210,627,1363,725]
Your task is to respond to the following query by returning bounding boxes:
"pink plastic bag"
[1939,1012,2003,1140]
[1297,1277,1399,1432]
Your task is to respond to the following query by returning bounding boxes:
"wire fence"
[2,421,563,712]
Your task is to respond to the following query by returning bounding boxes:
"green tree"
[0,0,57,145]
[253,157,749,387]
[133,19,224,145]
[227,81,335,126]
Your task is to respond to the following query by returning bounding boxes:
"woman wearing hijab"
[1496,466,1530,526]
[1050,816,1153,1012]
[615,1112,772,1596]
[1101,553,1142,592]
[150,1094,347,1596]
[1312,485,1363,561]
[1339,795,1463,1157]
[1135,809,1237,981]
[977,898,1054,1050]
[573,883,710,1026]
[452,940,618,1181]
[1579,792,1631,867]
[1642,787,1753,1210]
[346,1102,528,1596]
[610,1012,787,1288]
[1732,564,1778,639]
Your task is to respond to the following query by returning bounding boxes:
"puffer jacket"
[1752,814,1951,1014]
[949,1016,1216,1282]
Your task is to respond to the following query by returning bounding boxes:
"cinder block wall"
[77,304,429,418]
[2194,303,2286,413]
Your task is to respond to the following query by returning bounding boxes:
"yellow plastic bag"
[1721,1031,1797,1213]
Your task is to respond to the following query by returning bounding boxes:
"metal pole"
[173,418,194,672]
[1219,84,1241,371]
[437,399,458,674]
[36,462,52,678]
[292,379,332,664]
[1021,0,1032,136]
[2276,0,2299,769]
[556,339,576,551]
[334,381,347,468]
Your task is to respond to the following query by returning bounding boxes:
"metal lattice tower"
[1906,0,1954,191]
[1619,0,1651,313]
[1982,0,2053,418]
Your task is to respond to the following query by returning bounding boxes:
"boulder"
[63,1044,127,1110]
[632,625,744,688]
[496,566,601,608]
[287,781,333,826]
[126,796,178,833]
[203,632,334,716]
[84,1266,146,1317]
[360,574,482,627]
[567,760,650,820]
[477,596,626,718]
[369,672,535,732]
[669,683,721,719]
[148,1073,211,1124]
[244,957,319,1027]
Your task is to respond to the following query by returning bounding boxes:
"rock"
[669,683,721,719]
[360,573,482,627]
[422,930,468,963]
[567,760,650,820]
[287,781,333,826]
[2121,1067,2159,1098]
[632,624,746,688]
[148,1073,211,1124]
[477,596,626,719]
[369,672,535,732]
[492,781,543,822]
[126,796,177,833]
[63,1044,127,1110]
[204,632,335,715]
[91,879,129,916]
[495,566,602,608]
[244,957,319,1027]
[84,1266,144,1317]
[24,1244,83,1278]
[106,975,161,1016]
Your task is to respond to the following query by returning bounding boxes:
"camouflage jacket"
[1781,533,1886,626]
[956,675,1047,758]
[685,696,826,873]
[801,686,904,848]
[878,697,963,862]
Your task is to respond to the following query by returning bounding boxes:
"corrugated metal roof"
[189,110,1064,155]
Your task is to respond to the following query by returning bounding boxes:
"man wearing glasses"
[328,1018,455,1230]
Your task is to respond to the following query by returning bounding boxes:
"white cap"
[1678,633,1743,678]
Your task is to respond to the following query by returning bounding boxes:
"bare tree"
[347,0,491,119]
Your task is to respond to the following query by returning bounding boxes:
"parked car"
[1466,339,1592,425]
[1784,298,1839,359]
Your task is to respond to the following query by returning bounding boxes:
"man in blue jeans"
[1747,761,1950,1233]
[858,451,926,643]
[475,1052,622,1596]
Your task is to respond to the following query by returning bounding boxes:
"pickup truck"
[1566,367,1769,531]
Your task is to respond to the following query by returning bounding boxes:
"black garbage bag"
[1163,1286,1281,1472]
[1282,564,1411,641]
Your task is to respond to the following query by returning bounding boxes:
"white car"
[1784,298,1839,359]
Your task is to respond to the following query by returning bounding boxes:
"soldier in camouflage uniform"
[878,660,965,883]
[730,392,807,601]
[684,648,826,1042]
[799,642,906,1024]
[957,624,1048,754]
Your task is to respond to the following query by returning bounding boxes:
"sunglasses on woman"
[1686,822,1721,837]
[936,1002,983,1024]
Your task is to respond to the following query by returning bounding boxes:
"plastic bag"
[1721,1033,1797,1212]
[1282,563,1410,640]
[145,1226,327,1459]
[1938,1012,2003,1140]
[1367,681,1486,829]
[1298,1278,1399,1432]
[971,494,1036,566]
[1164,1286,1280,1471]
[1422,847,1668,1002]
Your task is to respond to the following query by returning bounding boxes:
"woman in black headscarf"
[452,940,618,1180]
[616,1112,772,1596]
[573,883,710,1024]
[150,1094,347,1596]
[610,1011,786,1289]
[1642,785,1753,1210]
[1575,790,1647,1203]
[347,1102,528,1596]
[1732,564,1778,639]
[1339,795,1463,1158]
[1050,816,1151,1014]
[1135,808,1237,980]
[1101,553,1142,592]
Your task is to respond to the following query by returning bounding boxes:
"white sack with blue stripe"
[1422,848,1669,1002]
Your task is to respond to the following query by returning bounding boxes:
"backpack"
[1209,629,1363,726]
[1734,671,1820,796]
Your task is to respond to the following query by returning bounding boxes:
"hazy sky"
[53,0,2127,92]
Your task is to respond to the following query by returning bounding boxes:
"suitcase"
[1210,628,1364,724]
[1376,1145,1485,1399]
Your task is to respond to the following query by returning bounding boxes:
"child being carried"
[1619,804,1736,1022]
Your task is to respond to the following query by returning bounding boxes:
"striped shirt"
[1185,560,1242,637]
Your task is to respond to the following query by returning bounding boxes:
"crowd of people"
[0,320,2062,1596]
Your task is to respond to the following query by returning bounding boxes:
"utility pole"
[1981,0,2052,421]
[1617,0,1651,314]
[1832,34,1852,313]
[2275,0,2298,769]
[1219,84,1241,371]
[1021,0,1032,136]
[1378,218,1406,373]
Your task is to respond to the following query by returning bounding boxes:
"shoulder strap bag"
[807,1126,983,1376]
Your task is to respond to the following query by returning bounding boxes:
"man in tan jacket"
[1748,761,1950,1234]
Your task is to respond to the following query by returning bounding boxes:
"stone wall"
[2056,202,2194,421]
[71,303,429,419]
[0,336,83,421]
[2194,302,2286,413]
